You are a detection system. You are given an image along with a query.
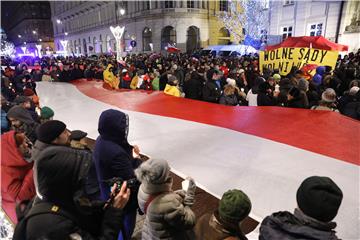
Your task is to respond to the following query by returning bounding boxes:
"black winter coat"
[25,201,123,240]
[202,81,222,103]
[183,72,205,100]
[259,209,340,240]
[257,92,277,106]
[219,94,238,106]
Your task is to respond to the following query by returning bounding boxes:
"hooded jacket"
[312,66,326,86]
[1,131,35,222]
[7,106,39,143]
[259,209,340,240]
[103,64,119,89]
[136,159,196,240]
[26,146,123,240]
[93,110,142,207]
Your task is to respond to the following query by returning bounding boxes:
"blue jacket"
[93,109,142,202]
[312,66,326,86]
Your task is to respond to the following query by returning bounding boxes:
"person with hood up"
[194,189,252,240]
[202,69,222,103]
[103,64,120,90]
[183,67,206,100]
[135,158,196,240]
[164,75,183,97]
[94,109,143,240]
[259,176,343,240]
[7,105,39,143]
[312,66,326,86]
[21,145,130,240]
[1,131,35,222]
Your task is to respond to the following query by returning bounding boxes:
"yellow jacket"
[130,75,139,90]
[103,64,119,89]
[164,84,181,97]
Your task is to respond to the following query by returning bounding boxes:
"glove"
[183,177,196,207]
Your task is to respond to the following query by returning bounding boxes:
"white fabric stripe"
[37,82,359,239]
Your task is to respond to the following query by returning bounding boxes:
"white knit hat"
[349,86,360,96]
[226,78,236,87]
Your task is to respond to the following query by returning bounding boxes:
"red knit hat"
[23,88,35,96]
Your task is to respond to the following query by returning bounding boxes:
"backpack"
[13,200,76,240]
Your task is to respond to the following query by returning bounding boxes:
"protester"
[259,176,343,240]
[20,146,131,240]
[311,88,339,112]
[94,109,143,240]
[1,131,35,221]
[164,75,183,97]
[194,189,252,240]
[7,105,39,143]
[69,130,100,200]
[40,106,54,123]
[103,64,120,90]
[135,158,196,240]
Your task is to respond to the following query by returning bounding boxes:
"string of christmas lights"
[217,0,269,45]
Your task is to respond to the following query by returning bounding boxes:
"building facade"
[1,1,54,54]
[50,1,239,55]
[267,0,360,52]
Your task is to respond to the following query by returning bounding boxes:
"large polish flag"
[37,80,359,239]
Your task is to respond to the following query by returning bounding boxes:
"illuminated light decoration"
[36,44,42,58]
[18,34,22,38]
[65,32,68,36]
[0,41,16,57]
[149,43,153,52]
[119,8,125,16]
[217,0,269,49]
[39,39,42,42]
[18,53,35,57]
[110,25,125,62]
[21,46,27,54]
[60,40,68,56]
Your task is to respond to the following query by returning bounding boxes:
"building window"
[164,1,174,8]
[309,23,323,36]
[284,0,294,5]
[220,0,228,11]
[187,0,194,8]
[263,0,269,9]
[282,26,293,40]
[154,1,158,8]
[202,0,206,9]
[143,27,152,51]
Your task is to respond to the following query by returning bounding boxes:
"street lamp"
[18,34,22,38]
[56,19,61,24]
[110,25,125,62]
[119,8,125,16]
[32,30,37,34]
[36,44,42,58]
[65,32,68,36]
[39,39,42,42]
[23,42,27,45]
[60,40,68,56]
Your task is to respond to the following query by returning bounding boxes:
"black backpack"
[13,200,76,240]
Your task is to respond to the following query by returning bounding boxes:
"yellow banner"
[259,47,338,75]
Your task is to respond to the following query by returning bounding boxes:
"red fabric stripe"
[72,79,360,166]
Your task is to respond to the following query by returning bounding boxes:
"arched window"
[161,26,176,50]
[218,27,230,45]
[186,26,200,53]
[142,27,152,51]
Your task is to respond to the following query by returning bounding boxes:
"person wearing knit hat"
[135,158,196,240]
[40,106,54,123]
[36,120,70,145]
[311,88,339,112]
[7,105,39,143]
[273,73,281,83]
[23,88,35,97]
[194,189,252,240]
[259,176,343,240]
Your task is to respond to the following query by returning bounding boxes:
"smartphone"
[182,179,190,191]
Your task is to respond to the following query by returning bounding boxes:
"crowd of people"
[2,48,360,120]
[0,49,355,239]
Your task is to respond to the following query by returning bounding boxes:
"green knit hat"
[41,106,54,119]
[218,189,252,223]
